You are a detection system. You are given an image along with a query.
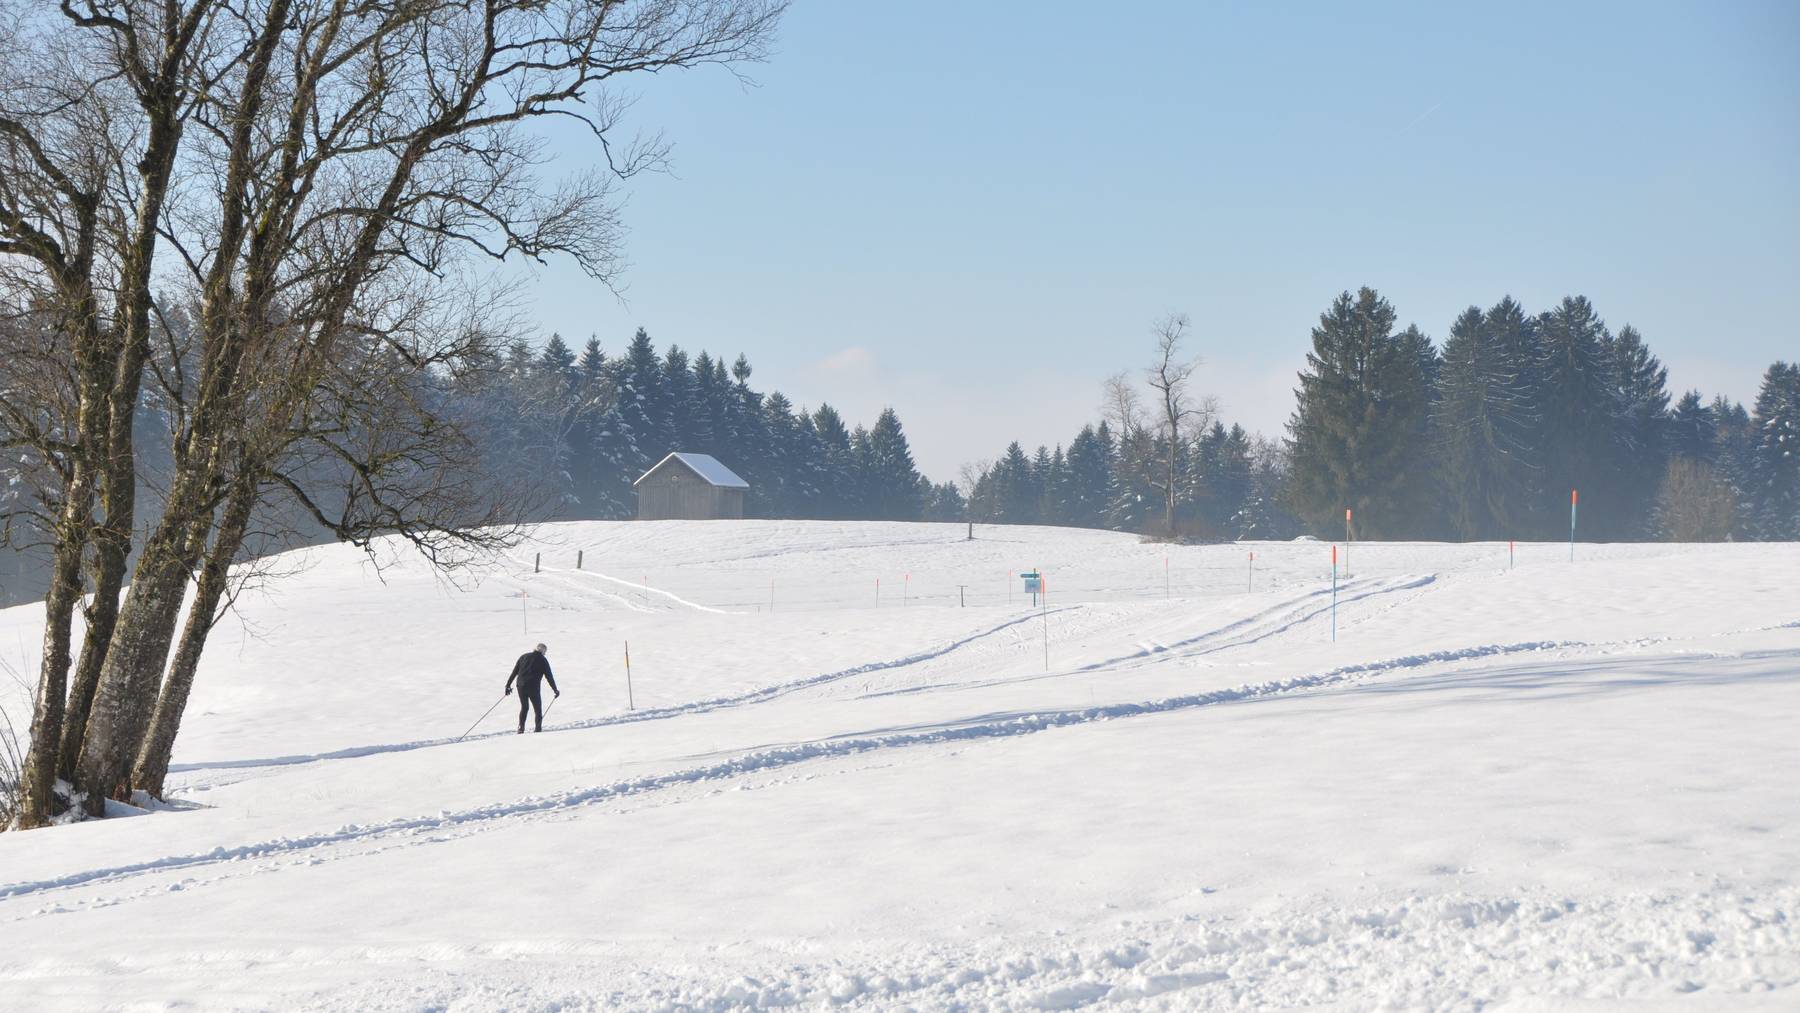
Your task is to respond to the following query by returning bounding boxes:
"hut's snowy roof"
[635,452,749,489]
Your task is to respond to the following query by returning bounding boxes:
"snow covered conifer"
[541,334,577,376]
[1535,296,1620,537]
[618,328,667,467]
[1668,391,1715,464]
[1284,288,1435,538]
[1062,425,1113,529]
[868,409,926,521]
[660,346,696,452]
[1436,302,1539,539]
[1746,362,1800,539]
[811,404,854,519]
[1604,324,1672,537]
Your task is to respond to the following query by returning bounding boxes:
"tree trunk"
[58,492,132,780]
[132,477,256,798]
[58,328,151,778]
[71,499,214,814]
[1165,445,1178,537]
[14,492,92,828]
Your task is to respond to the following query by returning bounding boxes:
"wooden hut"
[633,452,749,520]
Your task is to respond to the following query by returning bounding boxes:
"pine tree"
[617,328,666,467]
[1037,446,1066,525]
[578,336,606,387]
[1213,424,1254,537]
[1484,296,1545,530]
[1239,435,1299,539]
[1106,425,1157,532]
[812,404,854,519]
[993,442,1036,523]
[791,409,828,517]
[1604,324,1671,536]
[1063,424,1113,529]
[924,481,965,522]
[867,408,925,520]
[848,424,875,518]
[757,391,800,516]
[1535,296,1619,538]
[660,345,694,451]
[565,338,611,518]
[1708,395,1753,535]
[1746,362,1800,539]
[540,333,577,375]
[1668,391,1715,463]
[688,351,719,456]
[1029,445,1056,524]
[1284,287,1435,538]
[586,401,638,517]
[1435,303,1539,539]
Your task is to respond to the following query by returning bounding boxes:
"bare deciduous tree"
[3,0,787,825]
[1143,313,1215,537]
[1102,371,1144,436]
[1653,458,1736,542]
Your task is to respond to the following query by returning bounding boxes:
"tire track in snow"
[0,637,1594,907]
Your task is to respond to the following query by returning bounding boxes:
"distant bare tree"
[1653,458,1736,542]
[1143,314,1215,536]
[1101,372,1144,435]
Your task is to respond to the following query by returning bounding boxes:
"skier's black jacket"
[505,651,558,696]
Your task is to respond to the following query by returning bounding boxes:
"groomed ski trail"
[5,636,1681,909]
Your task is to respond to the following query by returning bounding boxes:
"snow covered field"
[1,521,1796,1011]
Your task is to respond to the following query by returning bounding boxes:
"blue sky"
[521,0,1800,480]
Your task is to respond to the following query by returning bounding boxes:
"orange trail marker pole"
[1330,545,1338,642]
[1248,551,1254,593]
[1345,508,1352,578]
[1569,489,1578,562]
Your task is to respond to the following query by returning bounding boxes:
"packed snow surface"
[1,522,1796,1011]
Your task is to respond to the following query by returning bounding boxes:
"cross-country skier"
[504,643,560,734]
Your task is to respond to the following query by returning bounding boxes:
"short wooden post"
[577,550,583,570]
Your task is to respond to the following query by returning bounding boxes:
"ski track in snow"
[505,567,658,614]
[530,558,737,615]
[165,572,1429,781]
[0,636,1642,909]
[859,573,1436,700]
[167,605,1086,779]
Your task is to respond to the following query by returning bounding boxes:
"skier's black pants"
[518,684,543,731]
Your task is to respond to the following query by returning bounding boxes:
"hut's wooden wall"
[635,468,744,520]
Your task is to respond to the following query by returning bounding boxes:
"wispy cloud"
[816,347,876,373]
[1400,101,1443,134]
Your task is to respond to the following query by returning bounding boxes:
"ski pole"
[458,694,506,740]
[542,695,558,721]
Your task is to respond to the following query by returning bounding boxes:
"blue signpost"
[1020,571,1042,607]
